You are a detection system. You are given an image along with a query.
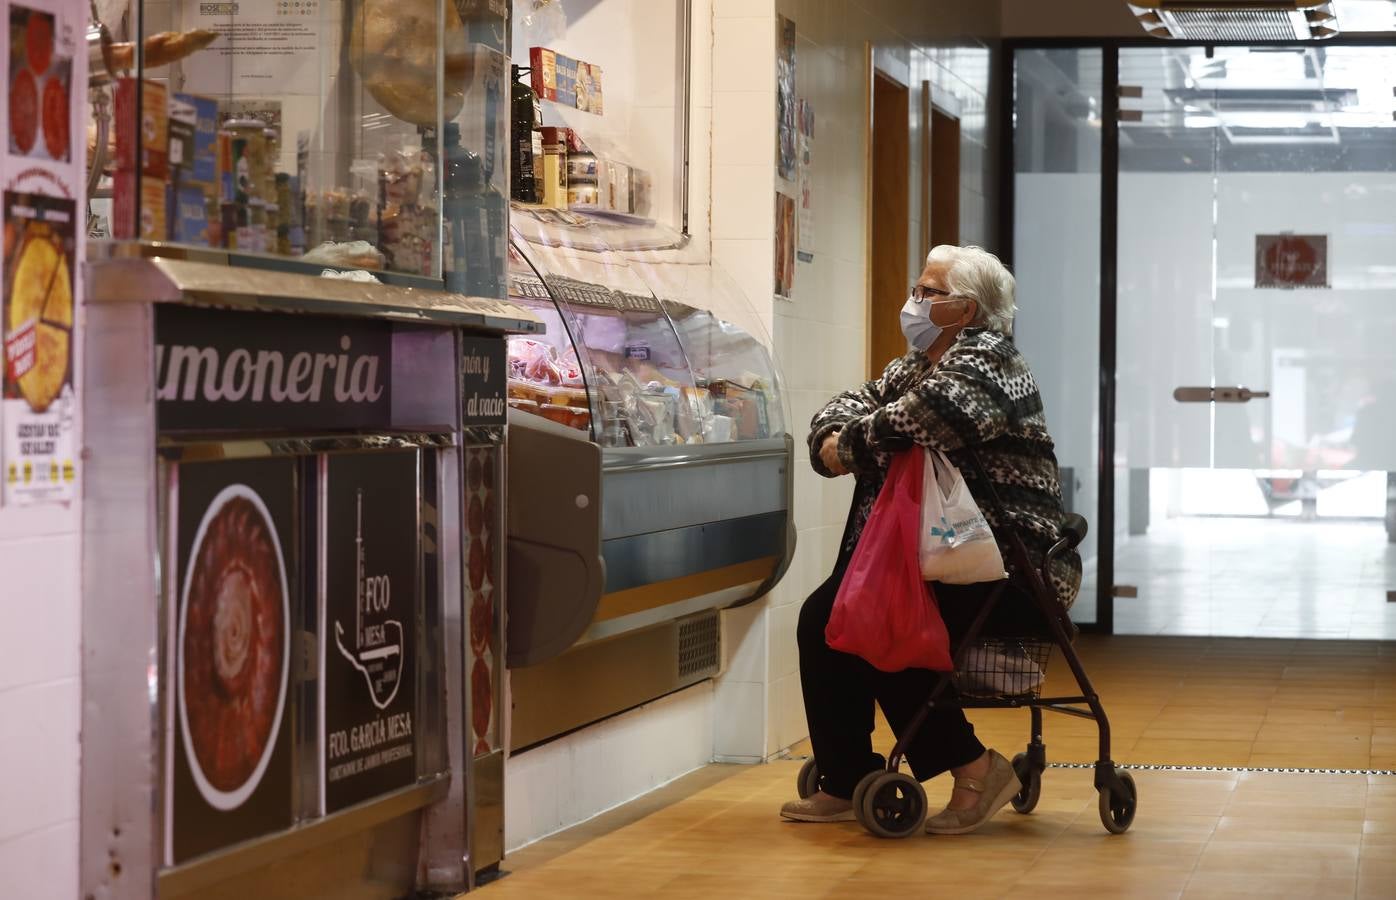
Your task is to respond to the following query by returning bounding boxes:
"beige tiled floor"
[480,763,1396,899]
[818,635,1396,771]
[477,636,1396,899]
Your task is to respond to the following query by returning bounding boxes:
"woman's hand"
[820,432,848,476]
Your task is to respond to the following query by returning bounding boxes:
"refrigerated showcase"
[504,206,794,749]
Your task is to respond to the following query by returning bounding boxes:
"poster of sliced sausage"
[464,446,500,757]
[7,4,73,163]
[167,457,296,864]
[321,450,420,814]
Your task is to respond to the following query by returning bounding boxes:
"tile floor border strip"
[1045,762,1396,776]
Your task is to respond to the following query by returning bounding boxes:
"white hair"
[925,244,1017,334]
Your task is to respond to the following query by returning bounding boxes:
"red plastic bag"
[825,449,954,673]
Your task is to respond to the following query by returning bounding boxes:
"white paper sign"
[179,0,327,96]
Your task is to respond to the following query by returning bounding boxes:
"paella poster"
[2,0,84,507]
[167,457,296,864]
[2,191,76,505]
[321,451,420,814]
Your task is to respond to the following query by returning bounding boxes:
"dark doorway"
[869,70,911,377]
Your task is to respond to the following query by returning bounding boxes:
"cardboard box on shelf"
[530,48,603,116]
[577,62,604,115]
[112,171,168,241]
[529,47,558,101]
[169,184,211,246]
[553,54,579,108]
[114,78,169,177]
[169,93,219,185]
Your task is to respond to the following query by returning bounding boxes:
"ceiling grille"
[1167,9,1308,39]
[1128,2,1340,41]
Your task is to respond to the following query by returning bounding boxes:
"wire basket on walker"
[796,448,1138,839]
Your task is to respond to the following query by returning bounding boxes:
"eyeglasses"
[908,285,957,303]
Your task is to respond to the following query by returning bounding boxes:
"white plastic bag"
[959,643,1045,697]
[919,448,1007,584]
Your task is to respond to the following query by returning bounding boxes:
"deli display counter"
[76,0,531,896]
[504,205,794,749]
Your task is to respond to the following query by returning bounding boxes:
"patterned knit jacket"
[809,327,1082,610]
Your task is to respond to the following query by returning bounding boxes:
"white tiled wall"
[505,683,715,850]
[710,0,1002,760]
[0,495,82,900]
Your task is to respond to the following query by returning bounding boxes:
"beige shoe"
[779,790,855,823]
[924,750,1021,835]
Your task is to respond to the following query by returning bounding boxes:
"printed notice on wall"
[796,100,814,264]
[1,0,85,507]
[776,15,797,182]
[1256,233,1328,288]
[179,0,324,96]
[2,191,77,505]
[775,192,795,300]
[321,450,420,814]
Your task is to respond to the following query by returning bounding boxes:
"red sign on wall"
[1256,234,1328,288]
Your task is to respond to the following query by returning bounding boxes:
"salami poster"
[464,446,500,757]
[321,451,420,813]
[1,0,83,507]
[7,4,71,163]
[167,457,297,864]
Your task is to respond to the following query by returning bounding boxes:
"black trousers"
[797,564,1046,799]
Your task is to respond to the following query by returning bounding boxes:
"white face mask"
[899,295,963,351]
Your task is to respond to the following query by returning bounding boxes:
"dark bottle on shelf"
[511,64,540,203]
[444,123,504,298]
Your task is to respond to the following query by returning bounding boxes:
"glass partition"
[1112,43,1396,639]
[90,0,508,296]
[505,205,786,448]
[1011,47,1105,627]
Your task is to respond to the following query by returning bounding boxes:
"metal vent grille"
[1164,8,1306,40]
[1129,2,1339,41]
[676,610,720,679]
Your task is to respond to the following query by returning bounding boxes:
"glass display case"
[506,204,786,448]
[502,203,794,751]
[87,0,509,297]
[78,2,533,897]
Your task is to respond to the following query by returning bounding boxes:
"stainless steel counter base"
[158,778,449,899]
[509,609,721,752]
[506,424,793,750]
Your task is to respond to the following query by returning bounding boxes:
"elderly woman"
[780,245,1081,834]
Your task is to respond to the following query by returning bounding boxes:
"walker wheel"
[796,758,820,799]
[856,771,927,839]
[851,769,876,818]
[1011,752,1042,814]
[1098,769,1137,834]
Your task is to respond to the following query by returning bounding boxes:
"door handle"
[1173,386,1271,404]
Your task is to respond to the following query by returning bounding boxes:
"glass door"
[1011,47,1106,628]
[1113,44,1396,639]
